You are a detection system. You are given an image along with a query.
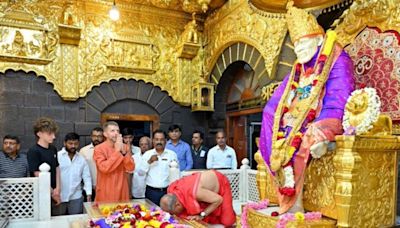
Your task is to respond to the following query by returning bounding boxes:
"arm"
[122,148,135,173]
[195,187,223,217]
[206,149,213,169]
[93,147,125,174]
[185,144,193,170]
[82,160,92,198]
[231,149,238,170]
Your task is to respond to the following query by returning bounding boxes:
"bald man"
[160,170,235,227]
[131,136,152,198]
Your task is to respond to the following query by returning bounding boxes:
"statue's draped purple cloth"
[259,49,355,169]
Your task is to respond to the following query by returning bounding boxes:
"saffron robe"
[259,44,355,213]
[167,170,236,226]
[94,141,135,202]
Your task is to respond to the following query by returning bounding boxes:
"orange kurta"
[94,141,135,202]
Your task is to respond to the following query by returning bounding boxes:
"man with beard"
[56,133,92,215]
[80,127,104,201]
[139,130,178,205]
[94,121,135,202]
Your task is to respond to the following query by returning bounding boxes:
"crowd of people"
[0,117,237,226]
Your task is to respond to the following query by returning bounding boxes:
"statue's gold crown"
[285,1,324,43]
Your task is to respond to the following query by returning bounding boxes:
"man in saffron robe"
[259,1,355,213]
[94,121,135,202]
[160,170,235,227]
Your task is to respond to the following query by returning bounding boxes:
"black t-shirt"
[27,144,59,189]
[191,145,209,169]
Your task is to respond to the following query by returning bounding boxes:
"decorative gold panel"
[303,150,337,219]
[0,0,206,103]
[203,0,287,79]
[334,0,400,47]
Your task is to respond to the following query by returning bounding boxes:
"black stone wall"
[0,70,209,152]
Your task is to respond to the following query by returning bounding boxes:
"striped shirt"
[0,152,29,178]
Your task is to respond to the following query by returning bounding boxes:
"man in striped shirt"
[0,135,29,178]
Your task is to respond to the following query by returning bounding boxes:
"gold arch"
[207,42,270,88]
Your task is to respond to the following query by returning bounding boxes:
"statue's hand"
[310,140,329,158]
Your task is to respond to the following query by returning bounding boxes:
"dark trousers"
[145,185,167,206]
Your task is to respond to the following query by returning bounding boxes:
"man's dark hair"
[192,130,204,140]
[153,129,167,138]
[64,132,80,142]
[121,128,134,137]
[168,124,182,132]
[92,127,103,133]
[3,135,20,144]
[33,117,59,135]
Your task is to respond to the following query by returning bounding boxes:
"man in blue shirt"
[166,125,193,171]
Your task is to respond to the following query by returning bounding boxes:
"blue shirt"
[166,140,193,171]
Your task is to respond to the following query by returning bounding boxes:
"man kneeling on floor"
[160,170,236,227]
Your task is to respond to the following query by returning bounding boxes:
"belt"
[146,185,168,191]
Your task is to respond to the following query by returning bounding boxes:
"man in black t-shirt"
[190,130,208,169]
[27,117,61,215]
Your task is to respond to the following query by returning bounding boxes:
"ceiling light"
[109,1,120,21]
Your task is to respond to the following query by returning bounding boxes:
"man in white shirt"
[131,136,152,199]
[139,130,178,205]
[56,133,92,215]
[79,127,103,201]
[207,131,237,170]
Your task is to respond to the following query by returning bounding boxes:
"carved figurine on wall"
[259,1,355,214]
[183,12,199,44]
[62,1,80,27]
[12,30,27,56]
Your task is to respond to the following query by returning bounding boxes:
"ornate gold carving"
[366,114,392,136]
[246,208,336,228]
[303,149,337,219]
[107,38,157,74]
[0,0,208,102]
[334,0,400,47]
[0,1,56,64]
[204,0,287,79]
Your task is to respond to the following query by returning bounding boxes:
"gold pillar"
[58,24,81,100]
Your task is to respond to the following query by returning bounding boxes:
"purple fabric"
[259,48,355,170]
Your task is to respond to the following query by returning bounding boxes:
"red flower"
[277,136,284,140]
[295,63,301,74]
[160,223,170,228]
[306,109,317,122]
[312,79,318,86]
[318,54,327,63]
[134,212,141,219]
[283,106,289,114]
[304,67,314,77]
[359,83,366,89]
[291,136,302,149]
[279,187,296,196]
[271,211,279,217]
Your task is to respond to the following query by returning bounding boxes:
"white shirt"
[79,143,97,187]
[131,152,146,198]
[131,145,141,155]
[206,145,237,169]
[58,148,92,202]
[139,148,178,188]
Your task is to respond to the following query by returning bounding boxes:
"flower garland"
[276,212,322,228]
[342,87,381,135]
[275,52,327,196]
[240,200,269,228]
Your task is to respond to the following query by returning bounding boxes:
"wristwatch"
[199,211,206,219]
